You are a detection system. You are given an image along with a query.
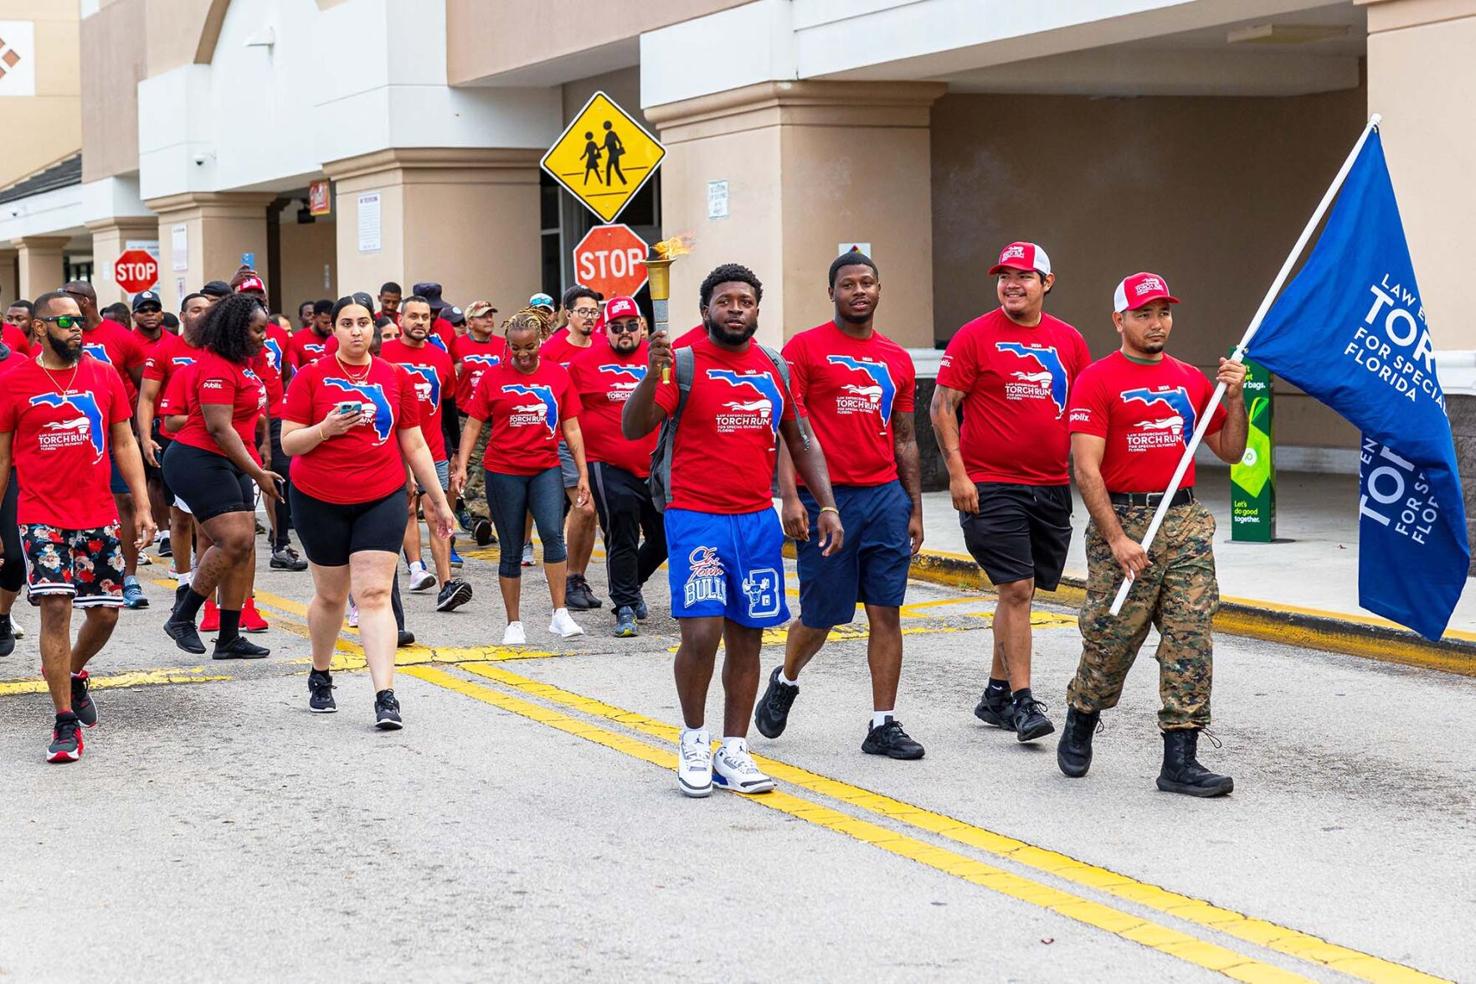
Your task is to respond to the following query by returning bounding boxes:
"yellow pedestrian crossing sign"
[541,91,666,224]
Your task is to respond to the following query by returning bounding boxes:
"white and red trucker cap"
[605,295,639,321]
[1113,272,1181,313]
[988,241,1052,277]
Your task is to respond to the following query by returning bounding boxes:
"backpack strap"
[652,346,697,509]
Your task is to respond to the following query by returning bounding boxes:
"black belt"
[1110,488,1195,508]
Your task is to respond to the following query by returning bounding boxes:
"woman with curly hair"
[161,292,282,659]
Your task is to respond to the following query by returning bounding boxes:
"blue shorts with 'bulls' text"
[664,506,790,628]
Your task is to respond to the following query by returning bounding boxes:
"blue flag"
[1249,130,1468,640]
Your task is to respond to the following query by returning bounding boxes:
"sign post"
[1230,357,1276,542]
[541,91,666,224]
[114,249,160,294]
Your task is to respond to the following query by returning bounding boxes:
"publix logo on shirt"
[827,355,896,422]
[995,342,1068,418]
[1121,386,1196,450]
[503,383,559,437]
[707,369,783,436]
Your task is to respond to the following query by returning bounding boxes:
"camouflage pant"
[459,414,491,520]
[1066,501,1218,730]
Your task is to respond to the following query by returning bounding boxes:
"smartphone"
[335,401,362,416]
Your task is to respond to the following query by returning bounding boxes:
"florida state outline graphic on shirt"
[995,341,1069,418]
[503,383,560,437]
[400,364,443,408]
[1121,386,1197,451]
[29,392,106,462]
[825,355,897,422]
[323,379,395,443]
[598,364,646,392]
[707,369,783,437]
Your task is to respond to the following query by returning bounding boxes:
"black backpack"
[648,344,791,512]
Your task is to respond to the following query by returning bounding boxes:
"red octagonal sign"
[572,224,648,300]
[114,249,159,294]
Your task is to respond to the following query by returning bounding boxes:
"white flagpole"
[1107,113,1383,617]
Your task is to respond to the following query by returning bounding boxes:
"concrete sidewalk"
[915,468,1476,640]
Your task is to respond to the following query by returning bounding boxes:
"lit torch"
[644,235,693,382]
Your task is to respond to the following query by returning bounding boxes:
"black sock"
[310,667,331,680]
[217,609,241,644]
[1013,687,1034,705]
[174,587,208,620]
[986,677,1010,696]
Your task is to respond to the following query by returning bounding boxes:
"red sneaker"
[47,714,84,763]
[200,598,220,632]
[241,598,269,633]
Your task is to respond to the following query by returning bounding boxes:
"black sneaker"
[374,689,403,730]
[397,629,416,648]
[308,669,336,713]
[862,718,925,760]
[754,666,799,739]
[973,686,1015,731]
[270,546,308,571]
[436,579,472,612]
[1010,693,1055,743]
[47,713,83,763]
[212,636,270,660]
[0,613,15,658]
[164,616,206,655]
[71,671,98,728]
[634,595,649,621]
[157,535,172,558]
[565,574,602,611]
[472,518,494,547]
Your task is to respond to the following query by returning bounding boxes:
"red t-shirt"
[380,338,455,461]
[262,322,295,415]
[453,333,507,406]
[143,331,198,384]
[654,336,796,513]
[282,356,420,504]
[672,325,707,349]
[158,364,192,427]
[1067,351,1226,493]
[465,359,580,477]
[431,317,458,359]
[252,348,284,419]
[1,322,32,355]
[783,321,916,488]
[172,350,266,464]
[540,330,597,368]
[81,318,146,407]
[936,308,1090,486]
[569,341,659,478]
[0,357,131,527]
[290,327,333,367]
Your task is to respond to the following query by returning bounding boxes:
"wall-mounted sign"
[308,180,332,216]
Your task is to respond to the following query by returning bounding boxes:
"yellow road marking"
[406,664,1311,984]
[458,661,1447,984]
[0,666,231,697]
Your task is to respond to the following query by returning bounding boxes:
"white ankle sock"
[682,727,709,745]
[872,710,894,729]
[778,669,798,687]
[720,736,747,753]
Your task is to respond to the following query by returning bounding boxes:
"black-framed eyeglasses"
[39,315,81,328]
[571,307,600,318]
[606,320,641,334]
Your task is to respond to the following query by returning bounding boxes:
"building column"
[12,236,71,300]
[324,148,542,308]
[87,217,163,307]
[144,193,274,311]
[644,81,945,348]
[0,247,17,307]
[1362,0,1476,344]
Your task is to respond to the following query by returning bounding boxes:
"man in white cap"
[930,242,1090,743]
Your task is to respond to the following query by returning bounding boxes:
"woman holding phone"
[280,296,454,729]
[162,293,281,659]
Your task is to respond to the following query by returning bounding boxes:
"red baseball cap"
[1113,272,1181,313]
[989,241,1052,277]
[605,296,639,321]
[234,274,266,295]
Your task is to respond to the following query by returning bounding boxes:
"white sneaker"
[502,621,526,645]
[549,608,584,638]
[11,619,23,639]
[677,729,712,798]
[521,543,535,567]
[712,739,774,795]
[346,600,359,628]
[408,562,435,592]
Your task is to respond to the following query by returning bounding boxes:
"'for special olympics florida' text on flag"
[1248,130,1468,640]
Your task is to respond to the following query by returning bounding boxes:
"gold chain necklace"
[335,354,372,384]
[37,354,80,396]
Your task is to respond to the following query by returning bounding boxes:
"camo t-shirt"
[1067,350,1225,493]
[937,308,1089,486]
[783,321,915,488]
[465,358,581,477]
[282,355,421,504]
[0,356,131,527]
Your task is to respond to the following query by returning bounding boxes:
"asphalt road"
[1,535,1471,983]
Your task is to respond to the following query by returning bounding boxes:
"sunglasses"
[606,320,641,334]
[39,315,82,329]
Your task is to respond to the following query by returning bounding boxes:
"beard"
[836,304,871,325]
[45,331,81,365]
[704,315,758,345]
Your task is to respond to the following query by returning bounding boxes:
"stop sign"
[114,249,159,294]
[572,224,648,300]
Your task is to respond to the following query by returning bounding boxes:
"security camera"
[193,153,208,166]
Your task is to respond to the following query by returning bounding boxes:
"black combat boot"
[1156,729,1233,797]
[1056,706,1099,778]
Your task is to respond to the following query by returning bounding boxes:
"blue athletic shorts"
[665,506,790,628]
[795,481,912,628]
[109,450,128,495]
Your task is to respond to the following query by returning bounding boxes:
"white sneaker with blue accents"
[677,729,712,798]
[712,738,774,795]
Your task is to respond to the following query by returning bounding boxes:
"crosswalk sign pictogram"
[541,91,666,224]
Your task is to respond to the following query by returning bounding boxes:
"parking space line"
[455,661,1446,984]
[405,664,1312,984]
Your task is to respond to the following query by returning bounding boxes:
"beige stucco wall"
[143,0,223,77]
[149,192,272,311]
[0,1,81,188]
[277,215,337,314]
[1364,0,1476,350]
[446,0,745,85]
[81,0,147,182]
[930,86,1368,448]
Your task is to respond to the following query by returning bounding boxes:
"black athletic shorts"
[153,429,175,504]
[960,482,1072,590]
[162,441,254,523]
[289,486,408,567]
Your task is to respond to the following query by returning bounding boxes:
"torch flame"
[652,235,694,260]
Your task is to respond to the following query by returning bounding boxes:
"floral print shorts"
[20,523,126,607]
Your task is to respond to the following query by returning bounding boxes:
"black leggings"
[1,474,24,593]
[289,487,409,567]
[163,442,254,523]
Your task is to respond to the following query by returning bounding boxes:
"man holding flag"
[1058,273,1246,798]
